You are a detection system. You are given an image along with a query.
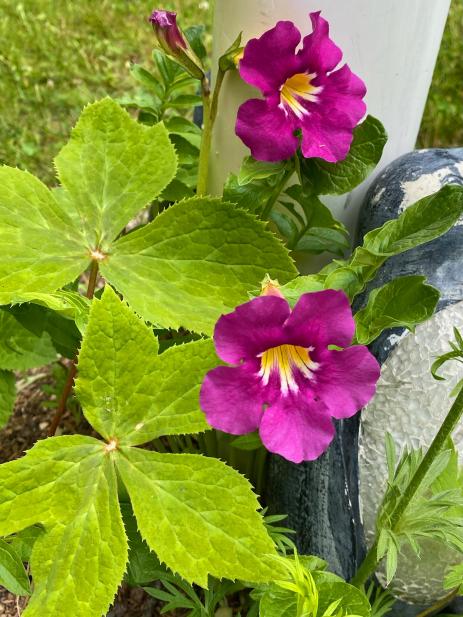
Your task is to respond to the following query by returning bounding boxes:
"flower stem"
[261,166,294,221]
[196,69,225,196]
[48,260,100,437]
[415,588,459,617]
[351,386,463,587]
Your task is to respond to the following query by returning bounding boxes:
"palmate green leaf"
[0,538,31,596]
[55,97,177,246]
[23,456,127,617]
[0,291,281,616]
[76,286,217,444]
[102,197,297,334]
[0,309,57,370]
[116,447,280,586]
[0,167,89,303]
[300,115,387,196]
[354,276,440,344]
[0,369,15,429]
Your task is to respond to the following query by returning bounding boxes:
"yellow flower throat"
[280,72,322,118]
[258,344,319,395]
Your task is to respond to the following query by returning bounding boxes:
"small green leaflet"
[0,370,15,428]
[444,563,463,592]
[0,288,280,617]
[258,558,371,617]
[101,197,297,334]
[0,309,57,371]
[354,276,440,344]
[0,538,31,596]
[300,115,387,196]
[76,286,217,444]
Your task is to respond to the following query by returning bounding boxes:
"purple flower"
[200,289,380,464]
[149,9,204,79]
[235,12,367,163]
[149,10,187,53]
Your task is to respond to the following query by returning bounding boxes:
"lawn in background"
[0,0,460,185]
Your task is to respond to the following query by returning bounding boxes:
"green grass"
[0,0,211,184]
[0,0,460,185]
[418,0,463,148]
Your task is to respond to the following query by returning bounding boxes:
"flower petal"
[214,295,291,364]
[236,99,299,162]
[259,395,335,463]
[321,64,367,126]
[200,364,263,434]
[300,108,357,162]
[297,12,342,75]
[239,21,301,95]
[315,346,380,419]
[284,290,355,349]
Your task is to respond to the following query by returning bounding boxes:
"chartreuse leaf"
[283,184,463,301]
[0,291,280,616]
[9,291,90,328]
[0,309,57,370]
[354,276,440,344]
[55,97,177,246]
[0,435,103,537]
[101,197,297,334]
[0,370,15,428]
[300,115,387,196]
[0,167,89,303]
[0,539,31,596]
[116,447,280,586]
[23,456,127,617]
[76,286,217,444]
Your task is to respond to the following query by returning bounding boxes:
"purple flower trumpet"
[200,283,380,464]
[149,10,204,80]
[236,12,367,163]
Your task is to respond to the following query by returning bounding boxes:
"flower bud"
[260,274,284,298]
[149,9,204,80]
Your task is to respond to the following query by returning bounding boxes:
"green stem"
[351,386,463,587]
[196,69,225,196]
[261,166,294,221]
[294,153,303,185]
[415,588,459,617]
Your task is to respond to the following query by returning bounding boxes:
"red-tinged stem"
[48,261,99,437]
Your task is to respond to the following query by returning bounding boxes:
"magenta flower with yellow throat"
[235,12,367,163]
[200,282,380,464]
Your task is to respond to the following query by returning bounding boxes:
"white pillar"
[210,0,450,236]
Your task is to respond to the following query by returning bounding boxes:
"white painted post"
[210,0,450,237]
